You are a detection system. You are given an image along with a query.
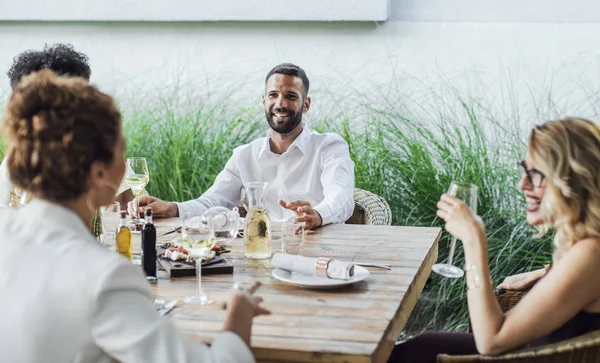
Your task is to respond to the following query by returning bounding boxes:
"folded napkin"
[271,253,355,280]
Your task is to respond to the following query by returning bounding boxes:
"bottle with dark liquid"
[141,207,157,281]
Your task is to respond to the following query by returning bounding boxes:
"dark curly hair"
[3,69,121,202]
[7,44,91,90]
[265,63,310,96]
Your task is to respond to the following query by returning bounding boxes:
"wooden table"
[131,220,441,363]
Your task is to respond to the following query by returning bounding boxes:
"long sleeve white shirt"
[0,199,255,363]
[176,125,355,225]
[0,156,130,205]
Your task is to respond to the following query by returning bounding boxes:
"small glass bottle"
[141,207,157,281]
[116,210,132,260]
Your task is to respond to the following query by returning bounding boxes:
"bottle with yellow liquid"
[116,210,132,260]
[243,182,271,259]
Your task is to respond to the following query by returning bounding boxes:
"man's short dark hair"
[7,43,91,89]
[265,63,309,95]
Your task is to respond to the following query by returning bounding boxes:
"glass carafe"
[243,182,271,259]
[202,206,241,245]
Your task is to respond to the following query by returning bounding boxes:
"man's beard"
[266,108,303,135]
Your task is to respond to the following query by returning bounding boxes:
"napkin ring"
[316,257,332,278]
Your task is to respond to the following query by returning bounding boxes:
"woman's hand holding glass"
[436,193,486,249]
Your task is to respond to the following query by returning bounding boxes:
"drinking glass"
[101,202,121,251]
[179,209,188,242]
[282,220,305,255]
[432,182,478,279]
[126,157,149,227]
[183,254,213,305]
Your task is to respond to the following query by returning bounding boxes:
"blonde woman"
[389,118,600,362]
[0,70,269,362]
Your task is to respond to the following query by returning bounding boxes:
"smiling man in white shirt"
[129,63,355,230]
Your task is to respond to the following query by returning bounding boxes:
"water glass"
[101,202,121,250]
[282,221,305,255]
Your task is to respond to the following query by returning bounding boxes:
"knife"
[159,300,178,316]
[353,262,392,270]
[159,226,182,236]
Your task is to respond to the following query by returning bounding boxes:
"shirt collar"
[259,124,311,159]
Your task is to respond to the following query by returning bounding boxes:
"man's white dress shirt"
[0,199,255,363]
[176,125,355,225]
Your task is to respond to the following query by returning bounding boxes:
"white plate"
[271,266,370,289]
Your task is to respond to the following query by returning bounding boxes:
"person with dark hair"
[129,63,355,230]
[0,70,268,362]
[6,43,92,89]
[0,43,133,208]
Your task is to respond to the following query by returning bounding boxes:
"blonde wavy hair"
[529,117,600,260]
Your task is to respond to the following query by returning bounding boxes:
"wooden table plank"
[128,220,440,362]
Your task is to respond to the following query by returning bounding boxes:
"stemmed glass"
[183,215,214,305]
[126,157,149,227]
[432,182,478,279]
[183,255,213,305]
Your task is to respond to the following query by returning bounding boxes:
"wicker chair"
[437,289,600,362]
[237,188,392,226]
[345,188,392,226]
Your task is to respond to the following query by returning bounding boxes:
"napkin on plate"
[271,253,355,280]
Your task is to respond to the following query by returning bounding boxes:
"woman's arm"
[91,260,261,362]
[438,194,600,355]
[496,267,548,291]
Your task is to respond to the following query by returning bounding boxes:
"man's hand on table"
[278,199,323,230]
[127,195,179,218]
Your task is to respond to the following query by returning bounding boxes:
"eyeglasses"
[517,160,545,188]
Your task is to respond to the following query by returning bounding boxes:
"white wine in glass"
[432,182,478,279]
[126,157,149,227]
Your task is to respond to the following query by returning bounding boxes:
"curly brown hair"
[2,69,122,202]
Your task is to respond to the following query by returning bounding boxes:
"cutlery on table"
[158,300,179,316]
[353,262,392,270]
[159,226,182,236]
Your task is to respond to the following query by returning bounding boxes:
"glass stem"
[447,236,457,265]
[180,216,187,242]
[196,259,203,296]
[134,192,140,219]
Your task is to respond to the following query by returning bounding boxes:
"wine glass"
[183,252,213,305]
[126,157,149,228]
[432,182,478,279]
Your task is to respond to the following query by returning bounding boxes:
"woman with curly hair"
[0,43,133,209]
[0,70,269,362]
[389,118,600,362]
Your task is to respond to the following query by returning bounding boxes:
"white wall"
[0,0,388,21]
[1,0,600,130]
